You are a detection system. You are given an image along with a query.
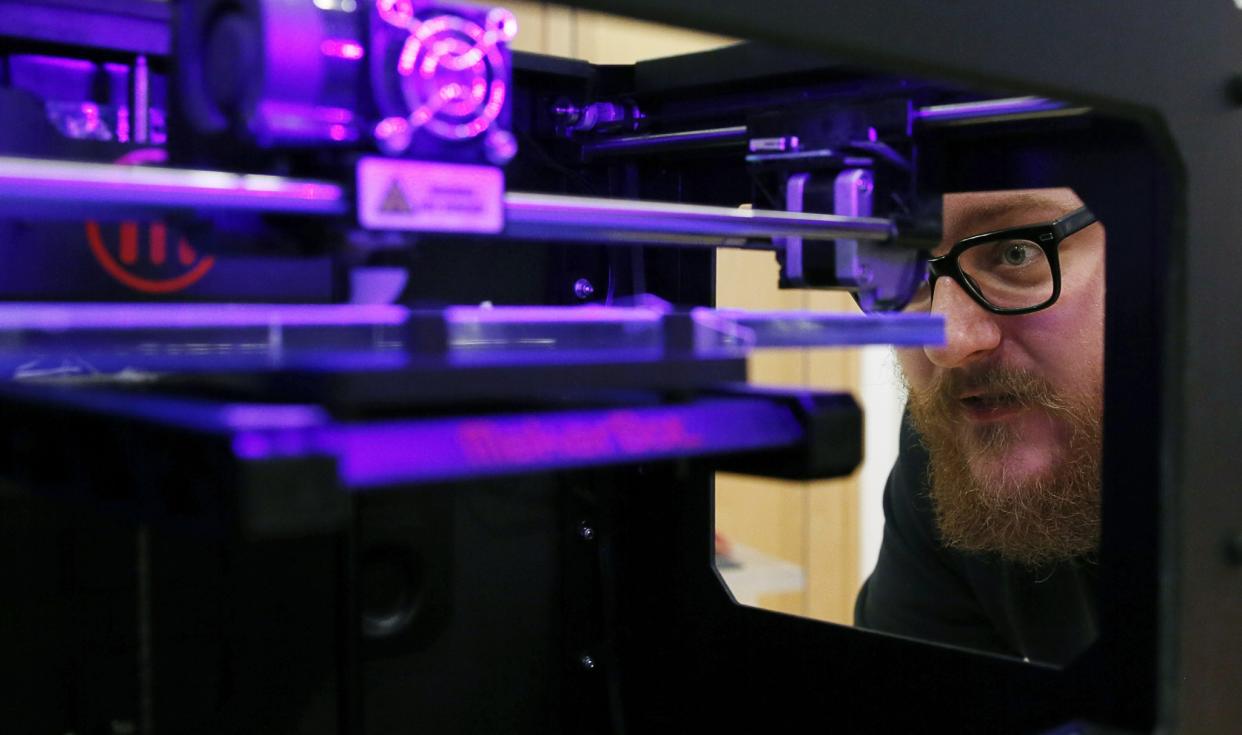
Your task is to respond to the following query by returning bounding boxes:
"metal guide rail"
[575,96,1086,158]
[0,302,942,376]
[0,155,892,246]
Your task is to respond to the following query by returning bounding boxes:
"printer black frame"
[555,1,1237,731]
[0,1,1237,732]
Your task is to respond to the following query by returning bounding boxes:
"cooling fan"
[371,0,517,163]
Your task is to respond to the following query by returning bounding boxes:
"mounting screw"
[1226,531,1242,566]
[374,116,412,155]
[579,654,596,671]
[552,97,581,127]
[577,522,595,541]
[485,129,518,165]
[573,278,595,300]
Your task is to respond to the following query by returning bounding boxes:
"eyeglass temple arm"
[1053,206,1097,239]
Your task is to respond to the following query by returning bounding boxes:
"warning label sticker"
[357,157,504,233]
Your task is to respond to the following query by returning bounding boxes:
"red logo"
[85,148,216,294]
[85,220,215,294]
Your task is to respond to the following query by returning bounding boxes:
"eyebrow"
[950,193,1072,237]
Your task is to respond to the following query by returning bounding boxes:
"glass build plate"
[0,302,942,381]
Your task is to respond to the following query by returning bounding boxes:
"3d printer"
[0,0,1236,733]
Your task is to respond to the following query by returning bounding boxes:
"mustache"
[910,365,1072,413]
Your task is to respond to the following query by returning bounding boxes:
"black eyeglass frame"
[918,205,1098,315]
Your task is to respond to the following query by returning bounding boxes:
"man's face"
[898,188,1105,566]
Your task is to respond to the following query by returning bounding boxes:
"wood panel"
[714,253,863,624]
[499,5,863,624]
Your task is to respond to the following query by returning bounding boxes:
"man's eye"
[997,241,1041,267]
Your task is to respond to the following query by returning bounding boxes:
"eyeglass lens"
[903,237,1054,312]
[957,238,1054,309]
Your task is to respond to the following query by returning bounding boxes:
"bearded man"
[854,188,1104,665]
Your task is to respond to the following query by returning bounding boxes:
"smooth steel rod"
[503,192,892,245]
[697,309,945,348]
[0,155,348,215]
[914,96,1088,125]
[0,157,893,245]
[580,125,749,158]
[576,98,1089,154]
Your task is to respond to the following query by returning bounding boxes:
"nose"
[923,277,1002,369]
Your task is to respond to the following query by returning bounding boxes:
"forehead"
[942,188,1084,243]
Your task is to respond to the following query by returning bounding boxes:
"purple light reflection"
[315,106,355,123]
[17,55,95,73]
[485,7,518,41]
[445,305,660,324]
[0,384,329,434]
[221,404,328,430]
[0,303,408,330]
[915,97,1068,123]
[377,0,414,28]
[695,308,946,348]
[233,397,803,488]
[0,156,348,213]
[320,39,365,60]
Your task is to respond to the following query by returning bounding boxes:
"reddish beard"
[905,365,1102,567]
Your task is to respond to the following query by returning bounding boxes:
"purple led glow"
[438,82,465,102]
[444,35,485,71]
[455,411,703,464]
[444,305,661,324]
[0,303,408,330]
[233,433,270,459]
[396,12,507,141]
[377,0,414,28]
[0,156,348,214]
[914,96,1069,123]
[220,404,328,430]
[397,37,420,76]
[315,107,355,124]
[21,55,95,73]
[419,15,456,38]
[116,107,130,143]
[486,8,518,42]
[693,308,946,348]
[115,148,168,166]
[280,397,803,488]
[483,80,505,118]
[375,117,408,139]
[329,124,349,141]
[320,39,365,60]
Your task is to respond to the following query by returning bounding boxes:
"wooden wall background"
[502,3,865,625]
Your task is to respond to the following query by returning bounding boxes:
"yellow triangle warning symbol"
[380,178,412,214]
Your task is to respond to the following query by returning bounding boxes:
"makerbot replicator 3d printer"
[0,0,1237,733]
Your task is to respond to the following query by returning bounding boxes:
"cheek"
[1038,241,1106,393]
[1019,294,1104,396]
[896,347,932,391]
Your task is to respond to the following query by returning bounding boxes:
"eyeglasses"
[904,206,1098,315]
